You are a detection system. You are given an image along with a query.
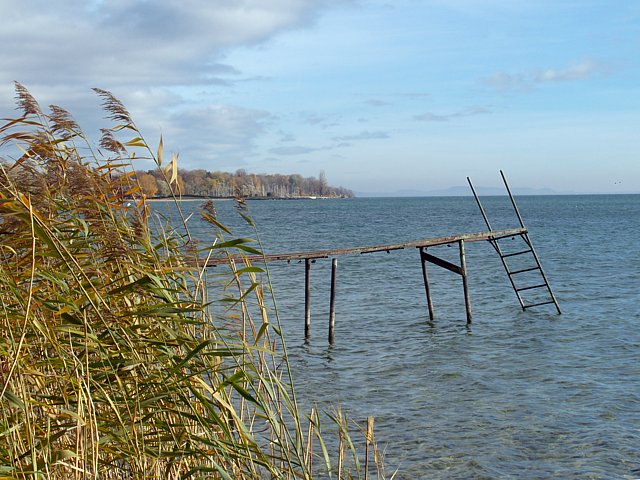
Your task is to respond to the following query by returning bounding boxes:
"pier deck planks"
[205,227,527,266]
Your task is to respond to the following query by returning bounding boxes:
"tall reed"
[0,83,391,479]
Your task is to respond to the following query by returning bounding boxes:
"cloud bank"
[0,0,349,166]
[1,0,347,89]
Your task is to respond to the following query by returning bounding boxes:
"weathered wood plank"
[204,227,527,266]
[328,258,337,344]
[459,239,472,324]
[304,258,311,340]
[419,247,435,322]
[421,251,463,276]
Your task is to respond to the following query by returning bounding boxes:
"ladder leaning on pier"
[467,170,561,314]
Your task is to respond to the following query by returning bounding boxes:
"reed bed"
[0,83,391,479]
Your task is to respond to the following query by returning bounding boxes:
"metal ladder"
[467,171,561,314]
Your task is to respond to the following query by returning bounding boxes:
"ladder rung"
[492,233,526,241]
[508,266,540,275]
[523,300,556,309]
[501,249,533,258]
[516,284,547,292]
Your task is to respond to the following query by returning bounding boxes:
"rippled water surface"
[155,195,640,479]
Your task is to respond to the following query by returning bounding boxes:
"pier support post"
[419,247,435,321]
[305,258,311,340]
[329,258,337,344]
[459,240,472,324]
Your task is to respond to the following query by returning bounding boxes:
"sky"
[1,0,639,194]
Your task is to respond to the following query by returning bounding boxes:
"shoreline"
[143,195,352,202]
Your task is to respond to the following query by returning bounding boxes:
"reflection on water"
[153,195,640,479]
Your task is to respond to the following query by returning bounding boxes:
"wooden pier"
[205,228,527,265]
[205,171,561,342]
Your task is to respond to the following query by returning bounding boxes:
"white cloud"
[364,99,389,107]
[484,59,610,91]
[298,112,341,129]
[278,131,297,142]
[483,72,530,92]
[162,105,273,167]
[413,106,490,122]
[269,145,323,155]
[332,130,390,141]
[534,59,604,82]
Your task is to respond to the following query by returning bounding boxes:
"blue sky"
[1,0,638,194]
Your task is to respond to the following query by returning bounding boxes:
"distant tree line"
[134,168,354,198]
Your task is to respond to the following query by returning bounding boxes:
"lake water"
[154,195,640,479]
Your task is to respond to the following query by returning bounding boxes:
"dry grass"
[0,83,391,479]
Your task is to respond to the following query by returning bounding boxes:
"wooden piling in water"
[459,239,472,324]
[329,258,337,344]
[419,247,435,321]
[305,258,311,340]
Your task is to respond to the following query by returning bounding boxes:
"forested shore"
[134,168,354,198]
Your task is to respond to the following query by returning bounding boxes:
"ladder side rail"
[469,172,560,314]
[490,238,527,310]
[500,170,526,229]
[521,233,562,314]
[467,176,494,232]
[468,176,527,309]
[499,170,561,314]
